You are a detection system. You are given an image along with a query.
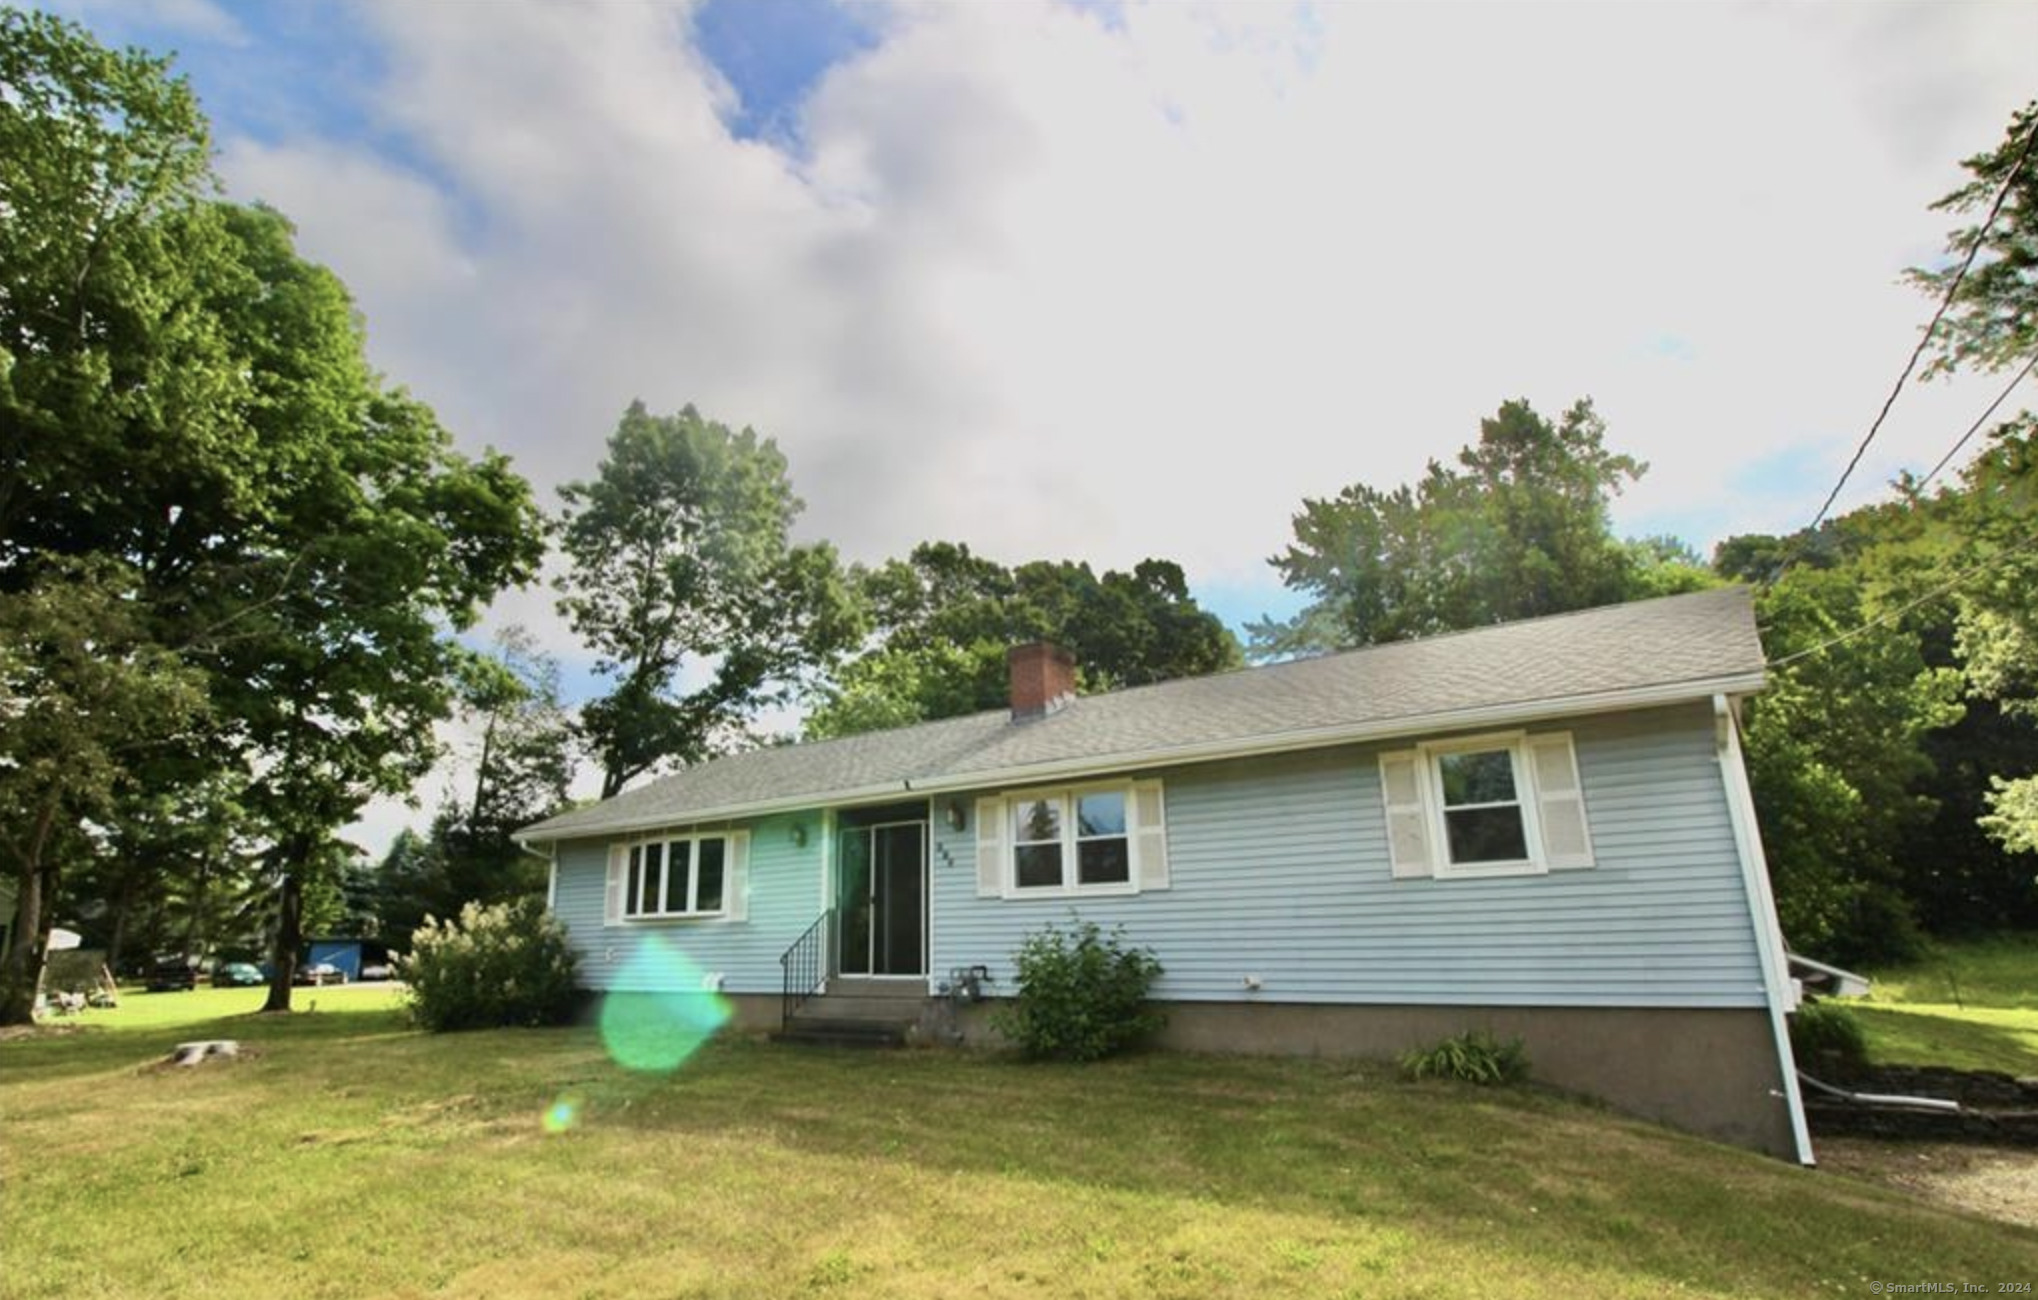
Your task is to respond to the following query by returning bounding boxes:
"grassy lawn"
[1857,934,2038,1075]
[5,993,2036,1297]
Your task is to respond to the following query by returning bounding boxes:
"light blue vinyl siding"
[550,703,1770,1008]
[550,812,824,992]
[928,703,1770,1008]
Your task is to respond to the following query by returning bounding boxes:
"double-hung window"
[624,834,729,918]
[1378,731,1594,880]
[975,781,1169,899]
[1431,741,1532,869]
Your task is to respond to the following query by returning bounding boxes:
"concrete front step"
[773,1019,909,1049]
[823,977,929,1000]
[793,994,931,1021]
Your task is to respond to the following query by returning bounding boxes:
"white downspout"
[517,837,558,911]
[1714,694,1816,1166]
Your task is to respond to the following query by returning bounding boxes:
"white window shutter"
[1132,779,1170,892]
[1378,750,1433,878]
[975,796,1005,897]
[725,831,750,920]
[604,843,627,925]
[1528,732,1594,869]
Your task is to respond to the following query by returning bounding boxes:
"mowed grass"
[4,993,2036,1299]
[1858,934,2038,1075]
[58,981,409,1029]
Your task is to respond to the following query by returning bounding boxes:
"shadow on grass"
[0,1001,416,1087]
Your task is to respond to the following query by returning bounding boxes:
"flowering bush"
[402,896,579,1032]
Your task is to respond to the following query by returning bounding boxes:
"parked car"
[211,962,266,988]
[145,957,198,992]
[358,962,394,982]
[294,962,347,986]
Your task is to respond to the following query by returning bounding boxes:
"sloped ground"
[3,990,2035,1299]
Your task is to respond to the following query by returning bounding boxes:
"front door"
[836,820,927,977]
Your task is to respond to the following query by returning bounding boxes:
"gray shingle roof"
[522,586,1763,841]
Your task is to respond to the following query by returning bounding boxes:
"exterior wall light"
[944,802,967,832]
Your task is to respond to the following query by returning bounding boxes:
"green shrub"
[402,896,579,1032]
[1788,998,1869,1073]
[993,919,1164,1062]
[1399,1030,1531,1086]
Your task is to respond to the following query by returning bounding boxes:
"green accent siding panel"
[550,813,825,992]
[926,703,1769,1008]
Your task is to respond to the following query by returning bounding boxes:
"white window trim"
[999,780,1141,900]
[1421,731,1548,880]
[622,832,731,921]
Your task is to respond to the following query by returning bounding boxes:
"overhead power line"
[1914,353,2038,492]
[1801,114,2038,537]
[1766,529,2038,670]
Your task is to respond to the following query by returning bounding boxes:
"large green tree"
[1720,526,1965,962]
[805,545,1243,739]
[0,13,546,1012]
[196,206,544,1012]
[557,402,859,796]
[1251,398,1709,656]
[0,9,242,571]
[1905,100,2038,861]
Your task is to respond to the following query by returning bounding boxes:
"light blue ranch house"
[519,587,1811,1162]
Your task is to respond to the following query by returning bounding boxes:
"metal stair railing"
[780,908,832,1030]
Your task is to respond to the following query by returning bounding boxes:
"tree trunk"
[262,866,302,1013]
[471,711,497,826]
[0,802,59,1026]
[105,868,138,979]
[0,862,42,1026]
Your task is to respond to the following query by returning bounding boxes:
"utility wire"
[1914,353,2038,492]
[1801,114,2038,536]
[1766,529,2038,669]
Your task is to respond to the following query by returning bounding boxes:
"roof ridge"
[618,587,1745,788]
[1023,584,1748,711]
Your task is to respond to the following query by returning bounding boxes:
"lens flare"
[597,935,733,1073]
[542,1092,583,1134]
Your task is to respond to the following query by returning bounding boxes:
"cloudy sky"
[46,0,2038,844]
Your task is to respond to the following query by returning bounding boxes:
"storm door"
[836,820,927,978]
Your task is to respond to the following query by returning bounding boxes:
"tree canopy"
[1907,99,2038,378]
[557,401,860,795]
[804,544,1242,739]
[1251,398,1710,656]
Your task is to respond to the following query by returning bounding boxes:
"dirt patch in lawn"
[1818,1136,2038,1229]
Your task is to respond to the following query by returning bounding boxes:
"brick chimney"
[1008,642,1076,720]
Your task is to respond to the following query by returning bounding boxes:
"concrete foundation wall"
[721,993,782,1033]
[941,997,1798,1159]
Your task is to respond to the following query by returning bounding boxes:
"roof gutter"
[521,670,1765,844]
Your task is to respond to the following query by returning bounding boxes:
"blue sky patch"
[690,0,880,148]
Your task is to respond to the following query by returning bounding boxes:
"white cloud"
[221,1,2036,579]
[205,0,2037,846]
